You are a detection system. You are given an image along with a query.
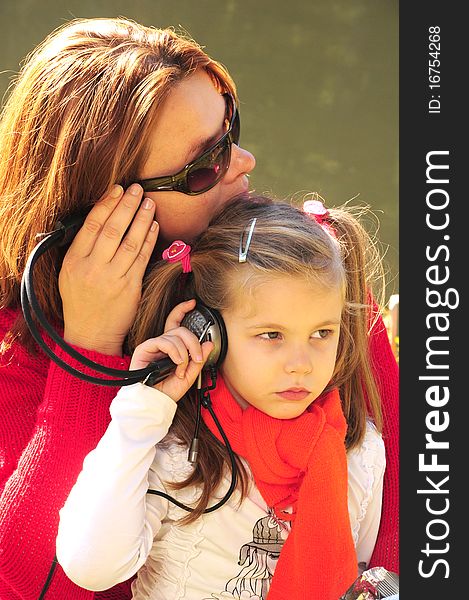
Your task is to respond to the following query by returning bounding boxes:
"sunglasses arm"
[141,174,185,193]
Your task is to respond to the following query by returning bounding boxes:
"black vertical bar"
[400,2,464,596]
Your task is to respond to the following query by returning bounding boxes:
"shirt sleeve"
[347,421,386,568]
[56,382,177,591]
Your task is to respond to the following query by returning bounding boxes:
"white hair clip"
[238,217,257,263]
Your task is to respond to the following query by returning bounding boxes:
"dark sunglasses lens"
[186,139,231,193]
[231,111,240,145]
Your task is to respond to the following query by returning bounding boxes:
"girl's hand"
[130,300,214,402]
[59,184,158,356]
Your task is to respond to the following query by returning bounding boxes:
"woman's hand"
[59,184,158,355]
[130,300,214,402]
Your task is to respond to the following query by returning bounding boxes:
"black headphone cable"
[21,217,174,386]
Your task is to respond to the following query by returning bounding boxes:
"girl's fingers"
[170,334,213,381]
[130,328,211,383]
[161,328,204,379]
[130,335,186,373]
[181,340,214,382]
[156,340,214,401]
[151,334,191,367]
[136,330,201,367]
[67,184,124,257]
[132,338,214,402]
[171,327,204,379]
[174,327,205,362]
[164,300,197,332]
[129,339,171,370]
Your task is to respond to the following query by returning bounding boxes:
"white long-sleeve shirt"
[57,383,385,600]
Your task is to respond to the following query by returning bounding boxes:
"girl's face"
[139,69,256,248]
[220,275,343,420]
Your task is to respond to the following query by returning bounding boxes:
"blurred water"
[0,0,398,294]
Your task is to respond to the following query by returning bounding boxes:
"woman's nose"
[229,143,256,178]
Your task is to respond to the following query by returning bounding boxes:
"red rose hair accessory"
[303,198,337,238]
[162,240,192,273]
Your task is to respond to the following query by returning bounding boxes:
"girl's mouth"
[276,388,310,401]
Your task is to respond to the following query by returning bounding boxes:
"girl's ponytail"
[327,205,385,447]
[127,258,194,350]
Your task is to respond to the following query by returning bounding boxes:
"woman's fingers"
[66,184,125,258]
[67,183,156,270]
[59,184,156,354]
[59,184,161,354]
[110,197,158,275]
[91,184,152,265]
[123,219,159,282]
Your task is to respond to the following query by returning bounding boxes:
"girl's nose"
[283,348,313,375]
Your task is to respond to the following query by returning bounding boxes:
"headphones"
[23,214,237,599]
[21,211,228,385]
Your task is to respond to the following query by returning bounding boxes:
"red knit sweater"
[368,313,400,573]
[0,306,398,599]
[0,308,134,599]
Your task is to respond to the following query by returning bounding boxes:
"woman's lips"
[276,389,310,401]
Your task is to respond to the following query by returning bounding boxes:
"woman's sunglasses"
[138,93,240,196]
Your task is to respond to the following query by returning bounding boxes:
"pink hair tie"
[162,240,192,273]
[303,199,336,238]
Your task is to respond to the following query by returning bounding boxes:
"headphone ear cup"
[181,303,228,368]
[204,305,228,367]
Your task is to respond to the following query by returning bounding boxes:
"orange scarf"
[202,375,357,599]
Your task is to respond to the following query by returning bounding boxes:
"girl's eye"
[311,329,332,339]
[259,332,281,340]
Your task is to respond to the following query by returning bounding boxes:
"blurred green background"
[0,0,398,296]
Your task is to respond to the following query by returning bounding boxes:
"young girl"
[56,195,387,600]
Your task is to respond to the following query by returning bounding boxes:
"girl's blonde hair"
[0,17,236,346]
[128,194,385,523]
